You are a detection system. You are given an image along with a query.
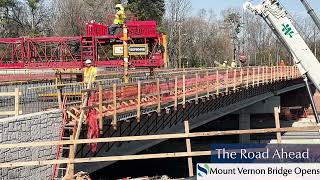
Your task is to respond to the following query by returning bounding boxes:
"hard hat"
[115,4,123,9]
[224,61,227,63]
[85,59,92,64]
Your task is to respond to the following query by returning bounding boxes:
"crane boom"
[300,0,320,31]
[244,0,320,91]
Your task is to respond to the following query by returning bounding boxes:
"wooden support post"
[206,71,209,97]
[284,67,286,80]
[257,66,260,85]
[137,81,141,122]
[195,73,199,104]
[14,88,20,117]
[280,66,283,80]
[271,66,273,82]
[274,107,282,144]
[112,84,117,128]
[225,70,229,93]
[183,74,186,108]
[66,133,75,179]
[246,68,249,89]
[174,76,178,111]
[157,78,161,115]
[274,66,277,82]
[240,68,243,85]
[262,67,265,84]
[55,78,62,109]
[184,121,194,177]
[233,69,236,91]
[252,68,255,87]
[216,71,219,95]
[276,66,279,81]
[98,83,103,134]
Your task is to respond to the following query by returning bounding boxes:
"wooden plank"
[174,76,178,110]
[0,111,15,116]
[0,151,212,168]
[112,83,117,128]
[137,81,141,122]
[66,133,75,178]
[0,92,16,96]
[14,88,19,117]
[274,107,282,144]
[98,83,103,134]
[1,125,319,149]
[184,121,194,177]
[66,111,79,121]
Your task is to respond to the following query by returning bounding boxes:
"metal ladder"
[51,97,77,180]
[81,36,95,61]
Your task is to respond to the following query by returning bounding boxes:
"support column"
[239,110,250,143]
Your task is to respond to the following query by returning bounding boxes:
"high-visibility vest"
[83,66,97,83]
[113,10,126,25]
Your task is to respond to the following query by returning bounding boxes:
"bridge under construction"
[1,0,320,179]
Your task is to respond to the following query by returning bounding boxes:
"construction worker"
[231,60,236,68]
[83,59,97,84]
[222,61,227,68]
[279,60,285,66]
[109,4,126,36]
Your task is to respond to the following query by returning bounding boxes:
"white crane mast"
[244,0,320,91]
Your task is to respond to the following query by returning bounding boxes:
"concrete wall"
[0,109,62,180]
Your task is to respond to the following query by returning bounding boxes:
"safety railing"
[71,66,300,128]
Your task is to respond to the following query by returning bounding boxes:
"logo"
[282,23,294,38]
[197,164,209,177]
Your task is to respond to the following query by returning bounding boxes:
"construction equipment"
[0,16,166,70]
[244,0,320,122]
[300,0,320,31]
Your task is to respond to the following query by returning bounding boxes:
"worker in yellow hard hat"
[83,59,97,84]
[109,4,127,36]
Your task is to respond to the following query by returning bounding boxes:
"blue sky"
[191,0,320,17]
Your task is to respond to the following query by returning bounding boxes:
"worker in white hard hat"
[109,4,127,36]
[83,59,97,83]
[222,60,227,68]
[230,60,236,68]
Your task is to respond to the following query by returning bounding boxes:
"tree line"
[0,0,318,67]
